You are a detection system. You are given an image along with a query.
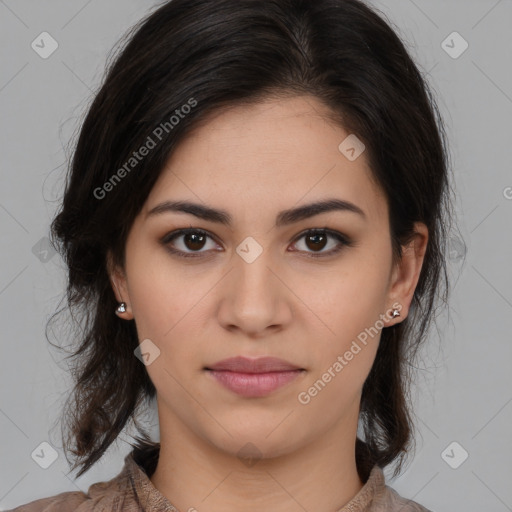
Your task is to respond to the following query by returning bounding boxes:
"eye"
[290,228,353,258]
[161,227,353,259]
[161,228,220,259]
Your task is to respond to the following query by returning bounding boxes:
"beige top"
[7,448,432,511]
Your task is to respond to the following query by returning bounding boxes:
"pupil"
[186,233,205,250]
[307,233,327,251]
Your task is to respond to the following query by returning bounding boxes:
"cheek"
[297,274,385,411]
[293,244,391,395]
[297,343,377,424]
[125,244,206,338]
[125,255,216,396]
[297,258,390,345]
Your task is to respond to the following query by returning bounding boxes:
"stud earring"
[116,302,127,315]
[391,308,401,318]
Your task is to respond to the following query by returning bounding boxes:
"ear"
[387,222,429,323]
[106,250,134,320]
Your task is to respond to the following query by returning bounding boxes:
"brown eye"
[162,228,219,258]
[291,229,352,258]
[182,231,207,251]
[304,232,328,251]
[162,227,353,260]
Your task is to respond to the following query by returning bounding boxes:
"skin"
[108,95,428,512]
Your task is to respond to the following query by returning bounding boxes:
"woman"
[9,0,454,510]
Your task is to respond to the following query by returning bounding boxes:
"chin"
[205,425,306,463]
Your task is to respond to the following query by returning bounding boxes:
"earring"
[391,308,401,318]
[116,302,127,315]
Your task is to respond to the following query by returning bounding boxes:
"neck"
[150,400,365,512]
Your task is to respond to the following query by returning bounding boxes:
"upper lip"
[205,356,303,373]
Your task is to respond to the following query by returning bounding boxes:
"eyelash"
[161,227,353,260]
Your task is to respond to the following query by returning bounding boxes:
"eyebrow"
[146,198,366,227]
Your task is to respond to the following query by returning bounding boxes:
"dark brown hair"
[48,0,455,480]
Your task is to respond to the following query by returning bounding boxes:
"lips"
[204,356,305,398]
[205,356,303,373]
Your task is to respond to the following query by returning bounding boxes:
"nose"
[216,246,292,337]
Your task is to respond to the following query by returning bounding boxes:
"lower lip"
[206,370,304,397]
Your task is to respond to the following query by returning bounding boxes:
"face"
[109,95,427,461]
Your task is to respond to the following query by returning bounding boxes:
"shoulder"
[373,479,433,511]
[5,491,88,512]
[362,465,433,512]
[5,463,133,512]
[5,443,162,512]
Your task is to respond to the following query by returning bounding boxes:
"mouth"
[204,356,306,398]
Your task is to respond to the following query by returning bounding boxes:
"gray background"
[1,0,511,510]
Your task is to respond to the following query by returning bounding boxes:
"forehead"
[144,95,388,226]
